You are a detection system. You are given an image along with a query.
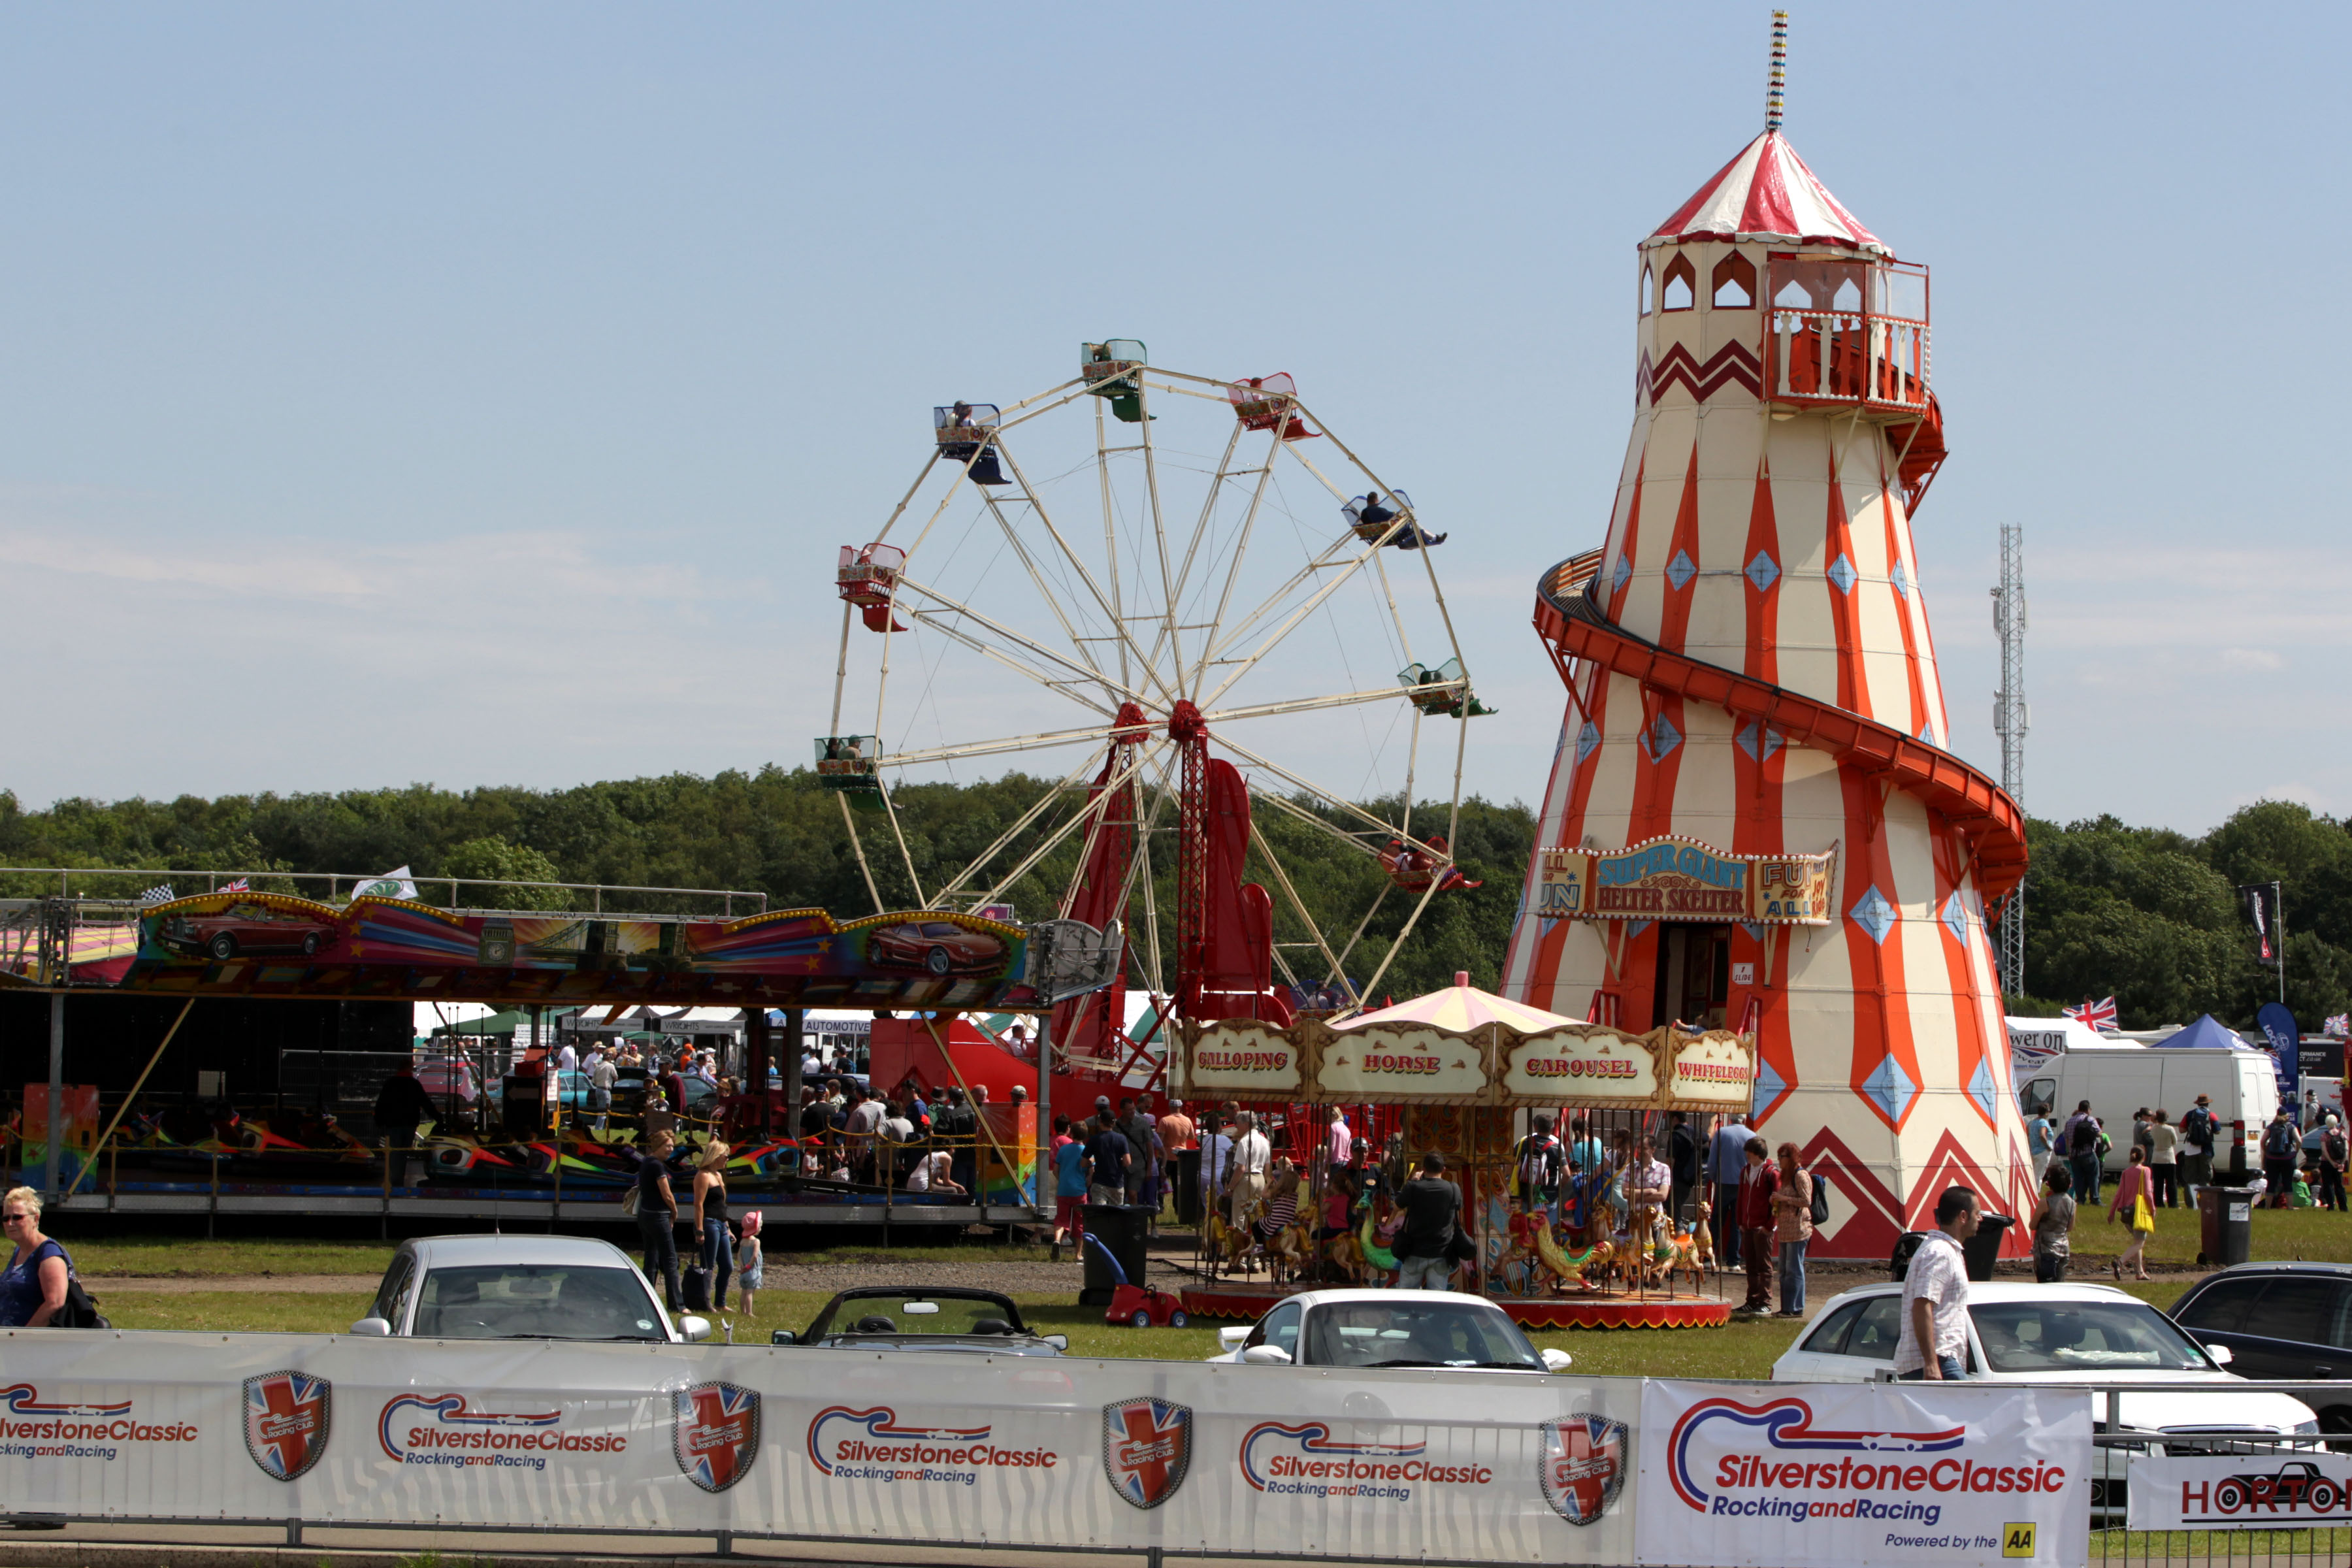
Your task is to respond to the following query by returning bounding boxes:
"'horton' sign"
[1535,836,1834,924]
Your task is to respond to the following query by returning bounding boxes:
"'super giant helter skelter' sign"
[1535,838,1834,924]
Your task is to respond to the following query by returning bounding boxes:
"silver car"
[349,1234,711,1343]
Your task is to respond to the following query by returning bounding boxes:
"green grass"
[99,1292,376,1333]
[50,1235,399,1278]
[73,1202,2352,1381]
[86,1285,1798,1376]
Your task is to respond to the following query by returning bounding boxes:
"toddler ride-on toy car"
[1083,1233,1188,1328]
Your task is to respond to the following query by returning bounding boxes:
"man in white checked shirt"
[1224,1111,1271,1229]
[1894,1186,1980,1380]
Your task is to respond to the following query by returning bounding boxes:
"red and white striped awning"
[1650,131,1886,255]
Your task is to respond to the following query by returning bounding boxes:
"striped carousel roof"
[1650,131,1886,255]
[1333,972,1575,1035]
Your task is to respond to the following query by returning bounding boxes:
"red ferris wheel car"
[866,920,1007,977]
[157,900,337,962]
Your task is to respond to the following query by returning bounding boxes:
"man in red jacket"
[1735,1136,1779,1316]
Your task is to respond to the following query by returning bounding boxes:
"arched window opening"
[1661,253,1695,312]
[1640,264,1655,317]
[1832,276,1863,312]
[1711,253,1756,309]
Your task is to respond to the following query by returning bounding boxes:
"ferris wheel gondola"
[823,340,1492,1077]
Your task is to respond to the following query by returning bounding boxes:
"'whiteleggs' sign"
[1633,1380,2089,1568]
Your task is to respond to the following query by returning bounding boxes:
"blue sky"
[4,3,2344,837]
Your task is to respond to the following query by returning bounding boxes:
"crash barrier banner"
[2125,1452,2352,1530]
[1637,1380,2089,1568]
[0,1332,2087,1565]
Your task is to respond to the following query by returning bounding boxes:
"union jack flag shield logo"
[675,1382,760,1493]
[243,1371,331,1481]
[1102,1397,1192,1509]
[1538,1413,1627,1525]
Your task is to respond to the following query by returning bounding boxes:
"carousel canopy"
[1333,972,1575,1036]
[1650,131,1886,256]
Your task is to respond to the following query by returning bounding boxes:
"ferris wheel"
[821,340,1493,1066]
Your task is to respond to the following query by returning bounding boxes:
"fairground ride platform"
[24,1176,1043,1228]
[3,889,1046,1012]
[1179,1281,1734,1329]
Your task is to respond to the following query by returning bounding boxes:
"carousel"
[1171,972,1754,1329]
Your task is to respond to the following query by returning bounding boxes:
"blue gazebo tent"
[2160,1015,2247,1050]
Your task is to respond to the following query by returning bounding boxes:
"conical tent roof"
[1333,972,1575,1035]
[1651,130,1886,255]
[2160,1015,2249,1050]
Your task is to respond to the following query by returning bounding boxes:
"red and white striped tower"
[1503,16,2034,1255]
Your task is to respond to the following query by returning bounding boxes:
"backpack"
[35,1244,106,1330]
[2266,1120,2300,1160]
[1808,1170,1831,1226]
[2182,1106,2215,1150]
[2070,1118,2099,1155]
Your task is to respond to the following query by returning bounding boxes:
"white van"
[2010,1032,2279,1179]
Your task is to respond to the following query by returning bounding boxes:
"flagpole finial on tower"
[1767,9,1789,132]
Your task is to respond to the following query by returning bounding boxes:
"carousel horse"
[1320,1225,1365,1284]
[1357,1199,1399,1279]
[1520,1210,1610,1292]
[1690,1199,1717,1275]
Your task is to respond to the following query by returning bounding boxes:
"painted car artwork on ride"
[42,890,1044,1009]
[155,898,340,961]
[865,920,1009,977]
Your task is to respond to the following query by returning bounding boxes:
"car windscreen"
[1301,1300,1544,1370]
[814,1295,1027,1339]
[414,1264,666,1341]
[1970,1300,2212,1373]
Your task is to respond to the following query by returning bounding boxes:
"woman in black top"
[636,1132,681,1311]
[693,1141,733,1311]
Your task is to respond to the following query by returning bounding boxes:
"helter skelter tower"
[1501,16,2034,1255]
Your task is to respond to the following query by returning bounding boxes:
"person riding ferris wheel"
[821,339,1494,1072]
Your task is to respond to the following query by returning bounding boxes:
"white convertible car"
[1207,1288,1571,1373]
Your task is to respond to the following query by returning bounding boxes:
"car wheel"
[2320,1407,2352,1455]
[2308,1480,2340,1513]
[1130,1309,1151,1329]
[1168,1309,1188,1329]
[925,946,953,976]
[301,932,321,956]
[208,934,237,961]
[2214,1480,2247,1514]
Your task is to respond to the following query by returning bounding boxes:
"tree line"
[3,776,2344,1030]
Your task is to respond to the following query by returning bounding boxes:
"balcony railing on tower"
[1761,254,1929,416]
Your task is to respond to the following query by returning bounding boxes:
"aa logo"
[2002,1522,2036,1558]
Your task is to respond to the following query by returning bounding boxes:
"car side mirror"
[770,1329,797,1345]
[2204,1342,2235,1367]
[1541,1347,1573,1373]
[1218,1326,1250,1351]
[1241,1344,1292,1365]
[1043,1334,1069,1351]
[347,1316,392,1337]
[679,1315,713,1343]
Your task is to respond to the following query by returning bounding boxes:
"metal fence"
[2077,1379,2349,1568]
